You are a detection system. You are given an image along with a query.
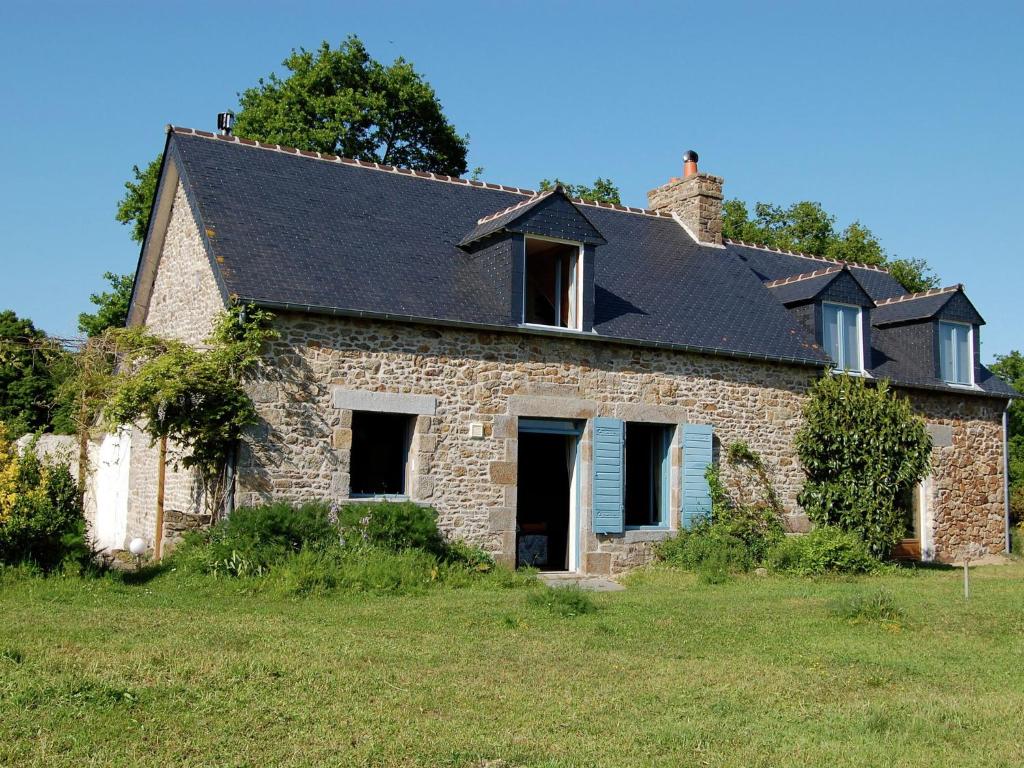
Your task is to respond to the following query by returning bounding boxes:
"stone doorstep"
[536,572,626,592]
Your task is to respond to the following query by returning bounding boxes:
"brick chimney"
[647,150,724,246]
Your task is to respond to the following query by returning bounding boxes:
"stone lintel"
[508,395,597,419]
[331,388,436,415]
[611,403,688,424]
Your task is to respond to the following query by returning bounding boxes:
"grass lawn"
[1,562,1023,767]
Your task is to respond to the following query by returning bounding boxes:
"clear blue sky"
[1,0,1021,361]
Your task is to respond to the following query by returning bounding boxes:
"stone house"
[95,125,1017,573]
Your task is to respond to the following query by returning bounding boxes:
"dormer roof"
[872,285,985,327]
[459,185,607,249]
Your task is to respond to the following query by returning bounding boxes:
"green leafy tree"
[115,157,162,244]
[78,272,134,337]
[990,351,1024,522]
[117,36,468,244]
[722,199,939,294]
[538,177,621,204]
[796,374,932,557]
[0,311,56,435]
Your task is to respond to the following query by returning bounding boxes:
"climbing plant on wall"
[84,305,277,514]
[795,373,932,557]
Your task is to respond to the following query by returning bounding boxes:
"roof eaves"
[243,297,830,369]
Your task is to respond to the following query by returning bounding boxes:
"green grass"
[2,563,1024,767]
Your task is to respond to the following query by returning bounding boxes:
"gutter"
[241,297,830,369]
[1004,402,1013,554]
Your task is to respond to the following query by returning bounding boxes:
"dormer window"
[822,302,863,373]
[523,236,581,329]
[939,321,974,386]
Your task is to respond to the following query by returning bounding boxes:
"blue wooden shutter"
[592,417,624,534]
[681,423,714,529]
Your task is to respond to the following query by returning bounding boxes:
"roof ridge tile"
[763,266,844,288]
[168,125,676,221]
[725,237,891,273]
[874,284,962,307]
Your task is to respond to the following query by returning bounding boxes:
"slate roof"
[142,127,1016,399]
[160,128,825,365]
[871,286,979,326]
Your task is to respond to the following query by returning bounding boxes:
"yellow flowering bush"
[0,421,86,571]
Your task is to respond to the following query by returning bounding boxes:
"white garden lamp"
[128,537,147,570]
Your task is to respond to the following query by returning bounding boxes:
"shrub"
[829,589,902,622]
[766,526,880,576]
[796,374,931,557]
[656,521,753,575]
[0,427,89,572]
[172,501,336,574]
[441,538,495,572]
[528,585,597,617]
[337,501,443,554]
[706,450,785,563]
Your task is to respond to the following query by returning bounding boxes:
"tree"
[115,157,162,244]
[795,374,932,557]
[538,177,621,204]
[722,199,939,294]
[990,351,1024,522]
[0,311,56,435]
[117,36,469,244]
[78,272,134,337]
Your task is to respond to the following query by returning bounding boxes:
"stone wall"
[908,392,1007,559]
[233,313,1008,571]
[237,313,818,572]
[124,179,225,551]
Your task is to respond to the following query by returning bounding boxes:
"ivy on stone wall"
[795,374,932,557]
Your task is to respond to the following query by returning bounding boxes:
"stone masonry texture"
[123,180,226,552]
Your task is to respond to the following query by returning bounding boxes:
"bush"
[0,427,89,572]
[796,374,931,557]
[706,452,785,563]
[766,526,880,576]
[656,521,753,576]
[337,501,443,554]
[172,501,336,574]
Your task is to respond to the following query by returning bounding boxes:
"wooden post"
[155,435,167,560]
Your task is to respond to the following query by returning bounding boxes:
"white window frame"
[938,320,975,387]
[521,234,583,332]
[821,301,865,374]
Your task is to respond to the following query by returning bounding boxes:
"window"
[350,411,413,496]
[624,422,672,528]
[822,302,863,372]
[939,321,973,385]
[523,237,580,329]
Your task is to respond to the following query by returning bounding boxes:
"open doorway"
[516,420,580,571]
[893,482,925,560]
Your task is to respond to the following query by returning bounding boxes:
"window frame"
[623,422,673,531]
[938,320,975,387]
[821,301,865,374]
[348,410,415,500]
[521,234,583,332]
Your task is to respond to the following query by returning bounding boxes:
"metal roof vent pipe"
[217,111,235,136]
[683,150,699,178]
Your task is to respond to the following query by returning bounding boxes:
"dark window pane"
[350,411,411,495]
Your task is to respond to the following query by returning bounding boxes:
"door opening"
[516,423,579,571]
[892,482,924,560]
